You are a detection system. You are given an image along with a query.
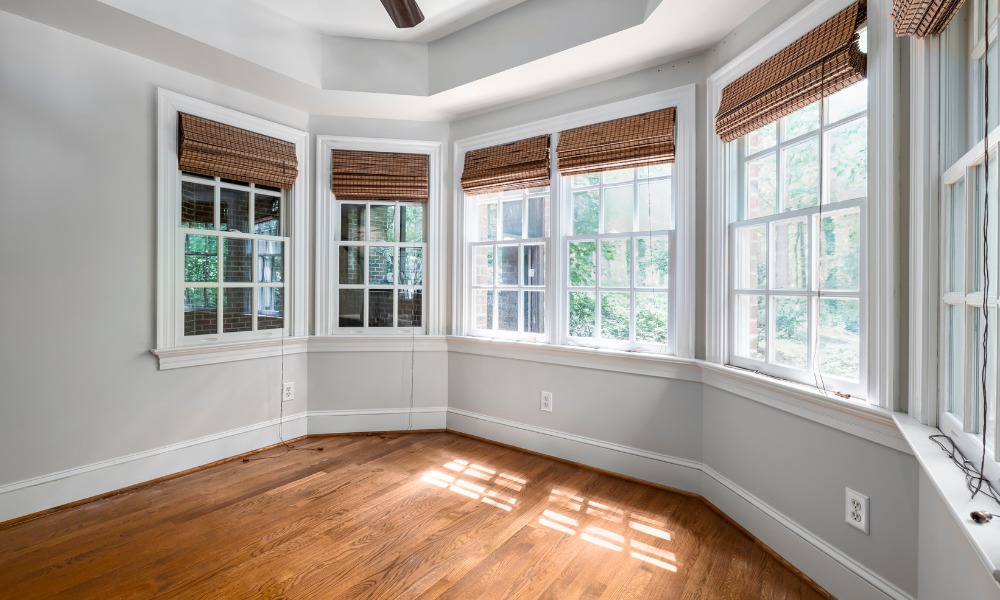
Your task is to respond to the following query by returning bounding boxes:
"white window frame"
[315,136,445,337]
[453,85,696,359]
[707,0,896,409]
[153,89,310,367]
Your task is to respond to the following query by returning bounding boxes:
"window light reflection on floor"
[422,458,524,512]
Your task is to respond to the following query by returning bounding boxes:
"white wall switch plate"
[540,391,553,412]
[846,487,869,534]
[282,382,295,402]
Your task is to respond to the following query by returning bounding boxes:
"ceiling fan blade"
[380,0,425,28]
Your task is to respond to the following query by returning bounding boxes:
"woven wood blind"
[891,0,965,37]
[331,150,429,202]
[460,135,551,195]
[178,113,298,189]
[715,1,868,143]
[556,108,675,176]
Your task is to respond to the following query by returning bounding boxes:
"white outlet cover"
[282,382,295,402]
[845,487,869,534]
[540,391,553,412]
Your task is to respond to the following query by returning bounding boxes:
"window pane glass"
[569,241,596,287]
[254,194,281,236]
[258,242,282,285]
[826,118,868,203]
[636,179,672,231]
[498,290,518,331]
[370,205,395,242]
[220,188,250,233]
[339,289,364,327]
[498,246,519,286]
[783,102,819,138]
[827,80,868,123]
[569,292,596,337]
[368,290,394,327]
[734,295,766,361]
[524,291,544,333]
[782,136,820,211]
[636,293,669,343]
[398,289,422,327]
[474,289,494,330]
[946,305,965,418]
[819,208,861,290]
[527,195,547,239]
[636,236,669,288]
[603,185,633,233]
[600,292,630,340]
[600,239,631,288]
[603,168,634,184]
[974,157,1000,290]
[400,204,424,243]
[258,288,283,330]
[502,200,523,240]
[818,298,860,381]
[369,247,394,285]
[223,238,252,283]
[523,244,544,286]
[948,179,967,293]
[478,202,497,241]
[638,163,672,179]
[746,122,777,154]
[184,235,218,283]
[399,247,423,286]
[746,153,777,218]
[341,204,366,241]
[222,288,252,333]
[474,246,494,286]
[774,296,808,369]
[573,173,600,187]
[339,246,364,285]
[183,288,217,336]
[735,226,766,290]
[772,218,809,290]
[573,190,600,235]
[182,182,214,230]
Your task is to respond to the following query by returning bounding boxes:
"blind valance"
[715,1,867,143]
[331,150,430,202]
[556,108,675,176]
[891,0,965,37]
[178,113,298,189]
[460,135,551,196]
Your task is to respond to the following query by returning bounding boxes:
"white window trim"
[315,135,445,336]
[452,84,696,358]
[152,89,310,368]
[706,0,897,409]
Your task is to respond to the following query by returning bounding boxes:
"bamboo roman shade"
[715,1,868,143]
[556,108,676,176]
[178,113,298,189]
[891,0,965,37]
[331,150,430,202]
[460,135,551,196]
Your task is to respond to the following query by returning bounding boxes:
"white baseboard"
[0,413,306,524]
[445,407,913,600]
[307,407,448,435]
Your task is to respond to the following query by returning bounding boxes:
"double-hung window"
[717,1,869,398]
[155,90,308,363]
[939,0,1000,465]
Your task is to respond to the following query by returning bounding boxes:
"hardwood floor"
[0,433,830,599]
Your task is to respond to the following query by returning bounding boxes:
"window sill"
[151,336,310,370]
[894,413,1000,583]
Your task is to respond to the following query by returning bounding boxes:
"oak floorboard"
[0,432,831,599]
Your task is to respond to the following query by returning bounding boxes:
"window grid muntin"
[179,173,286,339]
[335,199,426,331]
[730,89,867,396]
[564,167,674,351]
[468,188,549,338]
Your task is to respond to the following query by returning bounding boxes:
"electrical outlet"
[540,391,553,412]
[282,382,295,402]
[845,487,869,534]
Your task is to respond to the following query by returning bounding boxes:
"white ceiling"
[250,0,532,42]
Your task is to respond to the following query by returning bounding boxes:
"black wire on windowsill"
[930,435,1000,506]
